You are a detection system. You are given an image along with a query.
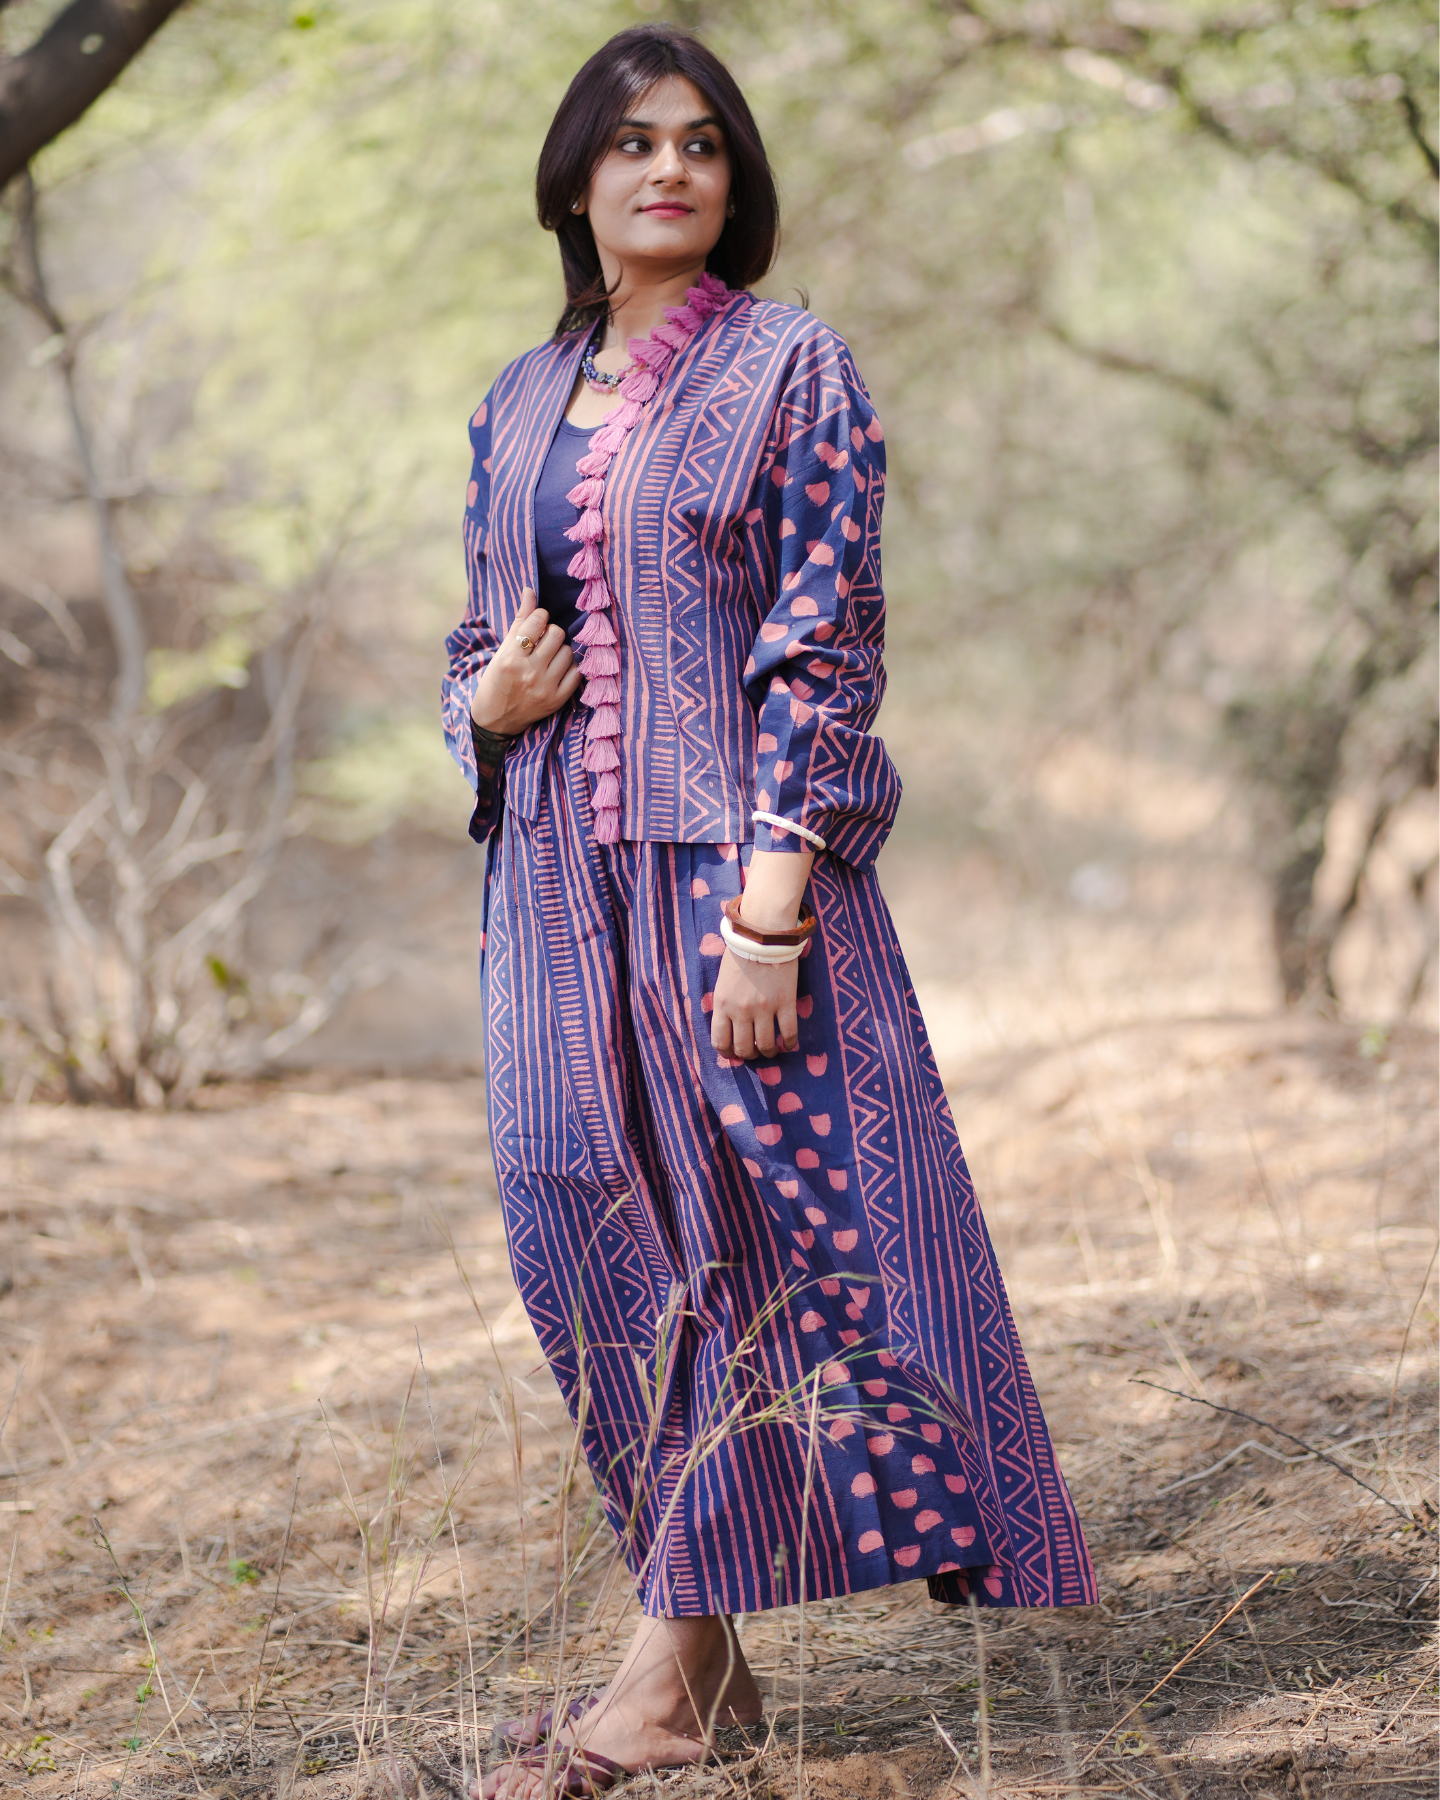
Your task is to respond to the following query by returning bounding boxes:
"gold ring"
[515,632,536,654]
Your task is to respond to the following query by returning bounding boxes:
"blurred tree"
[720,0,1437,1006]
[0,0,1433,1105]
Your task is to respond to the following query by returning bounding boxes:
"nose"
[648,139,688,183]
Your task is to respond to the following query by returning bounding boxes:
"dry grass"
[1,835,1435,1798]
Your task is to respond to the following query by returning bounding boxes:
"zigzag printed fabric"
[479,711,1097,1617]
[442,292,902,865]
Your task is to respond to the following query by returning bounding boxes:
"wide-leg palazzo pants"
[481,711,1095,1618]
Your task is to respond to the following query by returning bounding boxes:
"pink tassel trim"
[582,736,621,772]
[577,578,610,610]
[587,704,622,738]
[575,611,616,647]
[619,370,658,404]
[566,269,730,842]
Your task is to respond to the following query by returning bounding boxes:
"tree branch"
[1131,1377,1437,1537]
[1043,316,1235,418]
[10,170,147,722]
[1399,87,1440,181]
[0,0,190,193]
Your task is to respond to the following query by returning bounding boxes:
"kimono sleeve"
[740,335,901,871]
[441,390,506,845]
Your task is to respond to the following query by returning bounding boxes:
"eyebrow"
[616,115,722,132]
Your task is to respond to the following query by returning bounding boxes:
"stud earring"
[571,199,583,213]
[726,197,736,217]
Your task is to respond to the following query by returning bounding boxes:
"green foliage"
[4,0,1435,1010]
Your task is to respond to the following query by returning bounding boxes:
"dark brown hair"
[536,25,779,337]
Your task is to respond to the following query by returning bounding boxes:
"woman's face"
[580,76,731,281]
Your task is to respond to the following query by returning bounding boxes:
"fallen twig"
[1374,1675,1437,1742]
[1130,1379,1436,1538]
[1078,1572,1275,1769]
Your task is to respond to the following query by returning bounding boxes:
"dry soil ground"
[1,844,1436,1800]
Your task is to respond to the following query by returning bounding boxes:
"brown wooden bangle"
[721,895,817,948]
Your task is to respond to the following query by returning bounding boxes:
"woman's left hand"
[711,952,799,1060]
[709,846,815,1060]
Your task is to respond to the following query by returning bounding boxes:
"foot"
[479,1614,762,1798]
[494,1690,596,1750]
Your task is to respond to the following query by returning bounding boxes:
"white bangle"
[751,810,826,851]
[719,914,804,964]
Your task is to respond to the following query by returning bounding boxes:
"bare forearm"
[740,849,814,931]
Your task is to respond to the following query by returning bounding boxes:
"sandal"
[494,1692,598,1752]
[492,1742,626,1797]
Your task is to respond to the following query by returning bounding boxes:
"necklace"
[581,326,633,394]
[564,272,730,844]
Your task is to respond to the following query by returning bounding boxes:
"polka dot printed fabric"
[481,715,1093,1617]
[690,847,1014,1604]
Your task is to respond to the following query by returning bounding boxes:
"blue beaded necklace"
[582,322,634,394]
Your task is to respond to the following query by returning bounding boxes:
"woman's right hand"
[471,587,584,738]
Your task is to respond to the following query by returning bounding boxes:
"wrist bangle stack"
[719,896,817,965]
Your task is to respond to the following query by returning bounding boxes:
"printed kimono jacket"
[441,291,902,870]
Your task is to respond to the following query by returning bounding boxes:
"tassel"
[591,423,627,455]
[592,772,621,810]
[581,645,619,676]
[593,806,621,845]
[577,578,610,611]
[618,370,658,404]
[575,449,612,479]
[582,735,621,772]
[564,507,606,545]
[588,704,622,737]
[575,611,616,647]
[567,544,603,581]
[666,303,701,333]
[566,477,605,508]
[653,320,689,352]
[580,674,620,705]
[609,400,643,430]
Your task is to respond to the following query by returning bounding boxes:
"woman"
[442,26,1095,1797]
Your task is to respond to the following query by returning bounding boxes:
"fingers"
[516,585,539,619]
[535,621,570,667]
[509,603,550,650]
[777,1001,799,1056]
[730,1017,756,1061]
[752,1011,778,1058]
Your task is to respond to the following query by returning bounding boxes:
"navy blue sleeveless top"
[534,416,599,641]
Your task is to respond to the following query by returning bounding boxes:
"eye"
[617,133,651,154]
[686,136,719,155]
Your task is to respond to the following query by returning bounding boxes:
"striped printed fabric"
[481,708,1097,1616]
